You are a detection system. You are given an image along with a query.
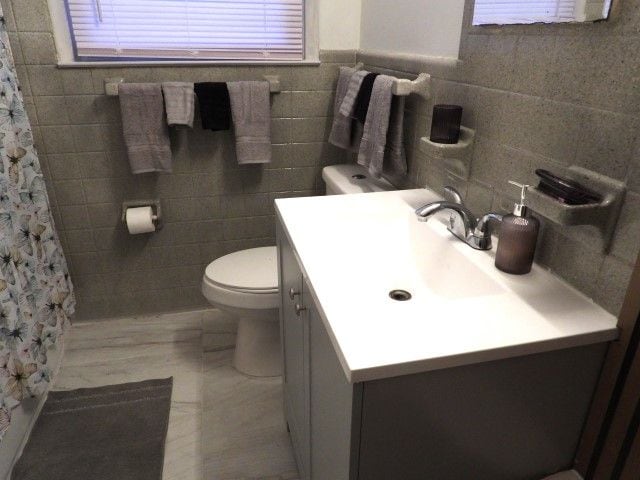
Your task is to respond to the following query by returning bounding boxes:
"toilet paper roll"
[125,206,156,234]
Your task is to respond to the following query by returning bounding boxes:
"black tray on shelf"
[535,169,603,205]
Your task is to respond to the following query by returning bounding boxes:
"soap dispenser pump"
[495,181,540,275]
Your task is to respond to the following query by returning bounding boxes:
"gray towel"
[227,81,271,164]
[329,66,357,150]
[339,70,368,118]
[357,75,395,178]
[162,82,195,128]
[118,83,172,174]
[384,95,408,176]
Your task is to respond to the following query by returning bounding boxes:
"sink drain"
[389,290,412,301]
[352,174,366,180]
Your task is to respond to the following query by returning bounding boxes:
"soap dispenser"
[495,181,540,275]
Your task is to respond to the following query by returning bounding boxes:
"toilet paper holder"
[121,199,163,231]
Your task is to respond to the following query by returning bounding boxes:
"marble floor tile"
[51,308,299,480]
[202,309,239,333]
[55,351,202,404]
[164,406,203,480]
[202,309,238,353]
[203,350,298,480]
[203,332,237,353]
[54,310,205,480]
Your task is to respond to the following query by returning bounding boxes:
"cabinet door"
[277,225,311,479]
[308,279,358,480]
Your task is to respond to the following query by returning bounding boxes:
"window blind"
[64,0,305,61]
[472,0,580,25]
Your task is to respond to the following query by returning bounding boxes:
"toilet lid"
[205,246,278,292]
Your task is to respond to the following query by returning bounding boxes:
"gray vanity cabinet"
[278,225,311,478]
[307,285,359,480]
[278,224,358,480]
[277,222,608,480]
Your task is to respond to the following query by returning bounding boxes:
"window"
[472,0,612,25]
[63,0,305,62]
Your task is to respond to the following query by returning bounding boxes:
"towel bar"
[354,62,431,99]
[104,75,282,96]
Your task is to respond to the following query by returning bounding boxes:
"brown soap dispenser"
[495,181,540,275]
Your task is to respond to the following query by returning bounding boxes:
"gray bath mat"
[12,378,173,480]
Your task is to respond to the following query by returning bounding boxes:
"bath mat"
[12,378,173,480]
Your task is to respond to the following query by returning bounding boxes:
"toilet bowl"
[202,247,280,377]
[202,164,396,377]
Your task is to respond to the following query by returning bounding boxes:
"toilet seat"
[205,246,277,291]
[202,247,279,310]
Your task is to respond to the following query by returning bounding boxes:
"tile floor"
[53,309,298,480]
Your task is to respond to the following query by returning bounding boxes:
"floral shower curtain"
[0,8,75,440]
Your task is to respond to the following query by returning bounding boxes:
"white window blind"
[472,0,610,25]
[64,0,305,61]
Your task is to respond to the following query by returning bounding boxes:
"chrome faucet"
[415,187,503,251]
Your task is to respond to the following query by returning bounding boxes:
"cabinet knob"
[295,304,307,316]
[289,288,301,301]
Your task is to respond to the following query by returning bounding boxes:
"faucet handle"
[443,186,464,204]
[469,212,503,250]
[443,187,465,236]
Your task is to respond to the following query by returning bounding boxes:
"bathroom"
[0,0,639,478]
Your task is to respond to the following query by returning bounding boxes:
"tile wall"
[358,0,640,315]
[4,0,638,319]
[1,0,352,320]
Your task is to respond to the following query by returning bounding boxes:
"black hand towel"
[353,73,379,124]
[194,82,231,131]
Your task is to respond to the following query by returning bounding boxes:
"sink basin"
[275,188,618,383]
[408,214,505,300]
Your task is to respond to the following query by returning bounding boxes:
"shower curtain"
[0,7,75,440]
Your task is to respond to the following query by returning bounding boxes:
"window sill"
[56,59,322,69]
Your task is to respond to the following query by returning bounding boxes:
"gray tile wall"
[2,0,352,320]
[358,0,640,315]
[5,0,638,319]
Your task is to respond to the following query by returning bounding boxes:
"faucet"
[415,187,503,251]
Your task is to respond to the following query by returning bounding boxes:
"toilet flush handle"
[289,288,301,301]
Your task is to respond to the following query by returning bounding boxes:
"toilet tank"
[322,164,396,195]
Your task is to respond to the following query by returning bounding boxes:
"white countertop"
[275,189,619,383]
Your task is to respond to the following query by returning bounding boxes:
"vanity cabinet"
[278,224,357,480]
[277,222,609,480]
[278,227,311,478]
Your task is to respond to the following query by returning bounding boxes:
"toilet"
[201,164,396,377]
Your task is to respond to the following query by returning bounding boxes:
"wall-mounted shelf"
[104,75,282,96]
[526,166,626,252]
[419,126,475,179]
[354,62,431,99]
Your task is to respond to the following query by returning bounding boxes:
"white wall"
[360,0,465,58]
[319,0,362,50]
